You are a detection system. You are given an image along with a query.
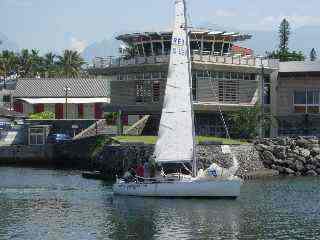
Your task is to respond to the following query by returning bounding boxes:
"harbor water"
[0,167,319,240]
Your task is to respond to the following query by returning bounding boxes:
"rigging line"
[190,21,231,139]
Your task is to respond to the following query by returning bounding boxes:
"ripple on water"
[0,168,320,240]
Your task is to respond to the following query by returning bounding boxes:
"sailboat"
[113,0,241,198]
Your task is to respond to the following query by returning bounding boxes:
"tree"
[310,48,317,61]
[267,19,306,62]
[279,19,290,52]
[229,106,275,139]
[57,50,85,77]
[43,52,58,77]
[0,50,18,88]
[267,50,305,62]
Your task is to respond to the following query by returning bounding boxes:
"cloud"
[213,9,237,17]
[238,14,320,31]
[69,37,87,53]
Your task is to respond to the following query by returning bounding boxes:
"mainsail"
[154,0,195,164]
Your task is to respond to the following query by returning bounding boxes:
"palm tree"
[0,50,18,88]
[57,50,85,77]
[43,52,57,77]
[18,49,32,77]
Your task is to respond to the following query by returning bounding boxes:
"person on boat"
[143,161,150,178]
[135,163,145,178]
[123,166,137,183]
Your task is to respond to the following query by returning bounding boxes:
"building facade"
[13,78,110,120]
[91,29,279,136]
[276,61,320,136]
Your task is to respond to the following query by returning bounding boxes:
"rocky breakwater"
[255,137,320,176]
[94,143,266,179]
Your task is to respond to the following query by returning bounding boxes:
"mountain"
[0,33,19,52]
[82,38,120,63]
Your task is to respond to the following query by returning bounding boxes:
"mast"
[183,0,197,177]
[154,0,196,168]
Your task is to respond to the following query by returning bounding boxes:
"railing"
[93,54,279,69]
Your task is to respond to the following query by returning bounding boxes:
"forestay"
[154,0,195,164]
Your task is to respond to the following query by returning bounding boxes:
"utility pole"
[63,86,71,119]
[260,63,265,138]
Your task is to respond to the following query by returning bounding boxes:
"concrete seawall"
[0,145,54,165]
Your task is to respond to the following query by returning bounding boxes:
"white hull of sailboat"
[113,177,241,198]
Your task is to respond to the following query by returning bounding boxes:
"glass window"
[153,42,162,55]
[204,71,210,78]
[196,71,204,79]
[294,91,306,105]
[224,72,231,80]
[231,72,238,80]
[192,77,197,101]
[190,41,201,51]
[214,42,223,53]
[244,73,250,80]
[137,44,144,56]
[3,95,10,103]
[136,73,143,79]
[217,72,224,79]
[223,43,230,53]
[151,72,160,79]
[144,72,151,79]
[153,81,160,102]
[307,91,314,104]
[160,72,167,79]
[143,43,152,56]
[315,91,320,104]
[163,41,171,55]
[203,41,213,53]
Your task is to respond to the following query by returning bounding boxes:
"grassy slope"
[113,136,247,145]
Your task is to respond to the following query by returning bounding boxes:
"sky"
[1,0,320,53]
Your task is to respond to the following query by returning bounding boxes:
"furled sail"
[154,0,195,163]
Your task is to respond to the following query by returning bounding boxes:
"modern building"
[91,29,279,136]
[13,78,110,120]
[276,61,320,136]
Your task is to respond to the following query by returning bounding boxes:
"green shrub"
[29,111,55,120]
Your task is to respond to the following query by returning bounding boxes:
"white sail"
[154,0,195,164]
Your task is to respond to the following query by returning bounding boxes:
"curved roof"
[117,28,252,43]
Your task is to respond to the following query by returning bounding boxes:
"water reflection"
[1,167,320,240]
[112,196,240,240]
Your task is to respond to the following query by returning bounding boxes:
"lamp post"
[63,86,71,119]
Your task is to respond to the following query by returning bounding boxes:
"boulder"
[316,168,320,175]
[261,151,276,165]
[255,144,272,152]
[305,164,316,171]
[295,171,302,176]
[296,138,310,148]
[299,149,310,158]
[273,146,287,159]
[294,160,304,172]
[282,160,294,168]
[283,167,295,175]
[306,170,318,176]
[308,139,319,145]
[311,147,320,156]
